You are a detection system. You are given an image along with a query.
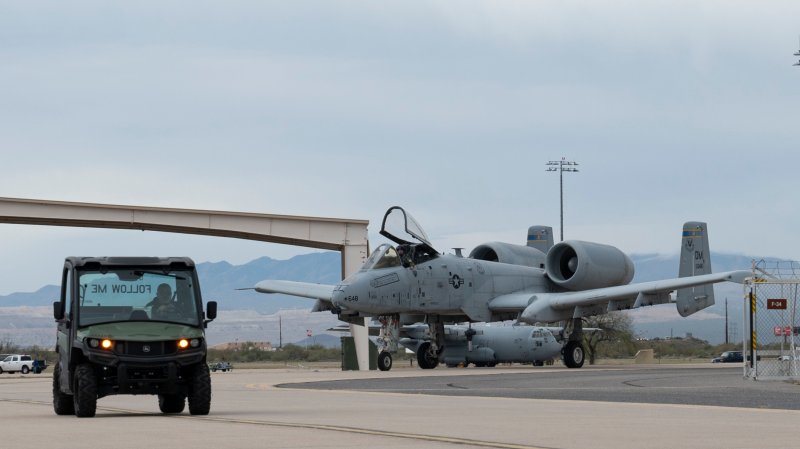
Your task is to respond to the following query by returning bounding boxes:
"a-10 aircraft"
[256,207,750,369]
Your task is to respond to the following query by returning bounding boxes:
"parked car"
[0,354,35,374]
[210,361,233,372]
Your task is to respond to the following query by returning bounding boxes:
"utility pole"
[725,297,729,345]
[279,315,283,349]
[546,158,579,241]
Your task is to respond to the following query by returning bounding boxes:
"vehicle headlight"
[88,338,113,350]
[190,338,201,348]
[178,338,190,349]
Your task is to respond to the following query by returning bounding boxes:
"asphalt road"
[283,364,800,410]
[3,364,800,449]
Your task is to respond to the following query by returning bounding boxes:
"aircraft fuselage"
[332,254,548,321]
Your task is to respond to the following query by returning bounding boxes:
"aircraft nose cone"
[332,285,346,306]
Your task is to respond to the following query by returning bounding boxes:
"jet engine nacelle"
[469,242,547,268]
[545,241,634,291]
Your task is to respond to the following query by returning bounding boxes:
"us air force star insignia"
[449,274,464,289]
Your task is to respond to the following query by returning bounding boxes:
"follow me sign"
[90,284,153,295]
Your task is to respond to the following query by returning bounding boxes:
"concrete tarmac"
[2,364,799,449]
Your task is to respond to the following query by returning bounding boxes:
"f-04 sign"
[767,299,787,310]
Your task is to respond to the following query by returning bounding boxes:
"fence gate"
[744,261,800,380]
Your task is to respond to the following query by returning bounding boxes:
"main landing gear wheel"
[377,351,393,371]
[563,341,585,368]
[416,342,439,369]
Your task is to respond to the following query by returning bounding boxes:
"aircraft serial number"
[343,296,359,302]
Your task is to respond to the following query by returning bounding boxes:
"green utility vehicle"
[52,257,217,418]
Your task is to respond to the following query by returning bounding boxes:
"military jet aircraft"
[256,206,750,369]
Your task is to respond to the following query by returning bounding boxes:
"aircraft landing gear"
[416,342,439,369]
[563,341,585,368]
[377,351,393,371]
[376,315,400,371]
[562,317,585,368]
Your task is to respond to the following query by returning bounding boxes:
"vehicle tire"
[474,362,486,368]
[533,360,544,367]
[52,363,74,416]
[416,342,439,369]
[486,362,497,368]
[0,367,3,374]
[188,364,211,415]
[158,394,186,414]
[563,341,585,369]
[73,363,97,417]
[21,365,30,374]
[377,352,393,371]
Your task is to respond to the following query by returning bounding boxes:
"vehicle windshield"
[532,329,553,339]
[77,268,200,327]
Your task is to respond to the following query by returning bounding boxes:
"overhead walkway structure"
[0,196,372,370]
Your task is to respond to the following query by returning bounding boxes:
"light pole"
[546,158,579,241]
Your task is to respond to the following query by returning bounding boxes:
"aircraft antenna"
[546,157,579,241]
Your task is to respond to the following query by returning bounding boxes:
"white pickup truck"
[0,354,35,374]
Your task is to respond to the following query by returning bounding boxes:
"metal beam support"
[0,196,373,370]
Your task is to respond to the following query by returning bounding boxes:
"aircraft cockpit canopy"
[362,244,401,271]
[361,242,438,271]
[380,206,436,254]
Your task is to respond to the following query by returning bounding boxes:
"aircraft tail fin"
[676,221,714,317]
[527,226,554,253]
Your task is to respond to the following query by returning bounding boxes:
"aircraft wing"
[489,270,751,323]
[254,280,336,309]
[255,280,337,312]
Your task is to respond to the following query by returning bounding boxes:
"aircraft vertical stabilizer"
[676,221,714,317]
[527,226,554,253]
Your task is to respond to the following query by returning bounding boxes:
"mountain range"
[0,251,768,346]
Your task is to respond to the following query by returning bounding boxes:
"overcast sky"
[1,1,799,294]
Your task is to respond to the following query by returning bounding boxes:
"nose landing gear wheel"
[377,351,393,371]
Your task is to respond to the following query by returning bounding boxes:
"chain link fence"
[744,260,800,380]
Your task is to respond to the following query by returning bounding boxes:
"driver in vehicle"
[147,283,176,318]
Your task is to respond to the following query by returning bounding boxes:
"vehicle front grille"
[122,341,178,357]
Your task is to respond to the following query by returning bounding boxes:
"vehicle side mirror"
[206,301,217,321]
[53,301,64,321]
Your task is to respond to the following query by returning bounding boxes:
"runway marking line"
[0,398,555,449]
